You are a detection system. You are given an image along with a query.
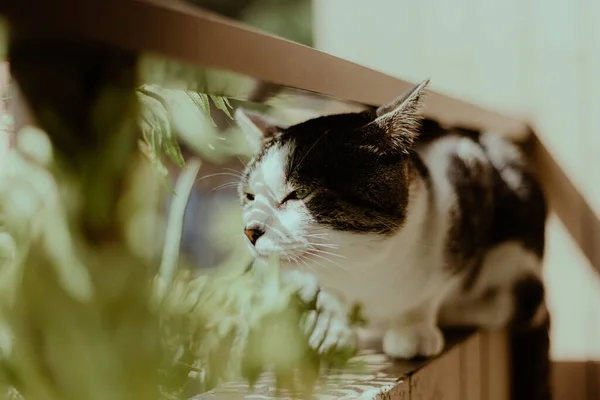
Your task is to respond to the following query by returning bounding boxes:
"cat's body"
[277,122,546,357]
[236,80,548,366]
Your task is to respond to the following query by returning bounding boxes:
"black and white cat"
[235,79,548,362]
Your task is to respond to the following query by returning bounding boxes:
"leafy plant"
[0,55,357,400]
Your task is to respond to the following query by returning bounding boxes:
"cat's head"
[236,79,429,263]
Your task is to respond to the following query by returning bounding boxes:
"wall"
[313,0,600,398]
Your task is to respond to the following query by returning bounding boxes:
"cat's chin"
[246,245,299,268]
[256,254,306,270]
[247,244,281,259]
[248,241,312,266]
[250,252,310,271]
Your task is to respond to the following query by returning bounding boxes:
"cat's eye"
[281,188,311,204]
[244,192,255,202]
[294,187,311,199]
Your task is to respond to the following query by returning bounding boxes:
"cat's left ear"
[235,108,287,153]
[360,79,430,154]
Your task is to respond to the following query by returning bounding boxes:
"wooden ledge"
[193,330,509,400]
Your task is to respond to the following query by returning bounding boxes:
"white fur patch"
[480,132,528,197]
[383,323,444,358]
[243,142,316,261]
[456,136,488,168]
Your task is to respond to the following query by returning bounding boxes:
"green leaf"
[186,92,214,126]
[210,95,233,119]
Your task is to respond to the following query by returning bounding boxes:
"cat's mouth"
[244,232,341,268]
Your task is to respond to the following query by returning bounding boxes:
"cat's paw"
[281,269,320,303]
[382,324,444,359]
[282,270,357,354]
[301,290,356,354]
[302,309,356,354]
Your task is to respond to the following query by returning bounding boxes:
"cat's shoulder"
[415,119,491,180]
[416,118,531,185]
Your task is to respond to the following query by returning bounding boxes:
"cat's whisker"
[305,241,339,250]
[306,246,345,259]
[298,256,313,271]
[223,167,245,177]
[302,254,332,273]
[210,181,240,194]
[269,226,293,241]
[302,234,336,246]
[306,250,350,274]
[303,233,330,238]
[291,252,316,272]
[289,254,305,267]
[195,172,243,183]
[236,156,248,168]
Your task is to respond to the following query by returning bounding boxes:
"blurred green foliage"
[188,0,313,46]
[0,69,356,400]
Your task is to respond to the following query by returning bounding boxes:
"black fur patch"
[445,143,494,273]
[486,157,547,257]
[510,274,545,328]
[271,111,423,234]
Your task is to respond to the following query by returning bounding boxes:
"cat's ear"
[235,108,287,153]
[376,78,429,119]
[359,79,430,154]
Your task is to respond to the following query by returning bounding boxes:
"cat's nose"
[244,227,265,246]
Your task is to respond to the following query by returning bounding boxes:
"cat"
[234,79,548,381]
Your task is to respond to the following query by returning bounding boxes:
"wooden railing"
[2,0,596,399]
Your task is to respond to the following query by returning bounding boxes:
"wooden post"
[8,35,140,240]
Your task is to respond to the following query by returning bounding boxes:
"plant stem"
[159,158,202,293]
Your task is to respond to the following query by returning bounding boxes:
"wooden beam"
[533,133,600,273]
[0,0,528,136]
